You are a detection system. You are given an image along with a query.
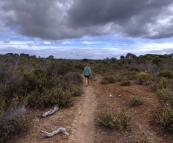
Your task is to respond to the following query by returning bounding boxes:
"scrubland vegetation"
[1,52,173,142]
[0,53,83,142]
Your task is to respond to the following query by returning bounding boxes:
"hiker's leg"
[85,77,88,86]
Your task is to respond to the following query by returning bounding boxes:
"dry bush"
[27,88,73,108]
[96,107,115,129]
[0,116,31,143]
[120,78,131,86]
[131,95,143,106]
[126,71,138,80]
[150,77,169,92]
[136,71,150,85]
[66,84,83,96]
[156,88,173,103]
[160,104,173,132]
[96,108,132,129]
[158,69,173,78]
[101,75,116,84]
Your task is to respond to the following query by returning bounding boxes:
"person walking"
[83,63,91,87]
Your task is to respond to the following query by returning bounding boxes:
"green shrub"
[66,84,83,96]
[59,72,83,91]
[137,71,149,85]
[158,69,173,78]
[63,72,83,86]
[120,79,131,86]
[150,77,169,91]
[160,104,173,132]
[33,68,47,91]
[152,56,161,65]
[96,108,132,129]
[156,88,173,103]
[115,108,132,129]
[127,71,137,80]
[96,107,115,129]
[101,75,116,84]
[131,95,143,106]
[27,90,44,108]
[0,116,31,143]
[27,88,73,108]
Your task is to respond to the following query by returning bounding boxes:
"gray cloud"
[3,39,11,43]
[1,0,173,40]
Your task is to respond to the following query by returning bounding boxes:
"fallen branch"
[42,105,59,118]
[40,127,69,137]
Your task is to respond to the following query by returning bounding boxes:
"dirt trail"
[67,80,97,143]
[13,77,97,143]
[12,75,173,143]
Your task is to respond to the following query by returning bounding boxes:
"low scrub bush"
[156,88,173,103]
[27,90,44,108]
[127,71,137,80]
[137,71,149,85]
[96,107,115,129]
[101,75,116,84]
[66,84,83,96]
[115,108,132,129]
[0,116,31,143]
[158,69,173,78]
[131,95,143,106]
[120,79,131,86]
[63,72,83,86]
[160,104,173,132]
[150,77,169,91]
[27,88,73,108]
[59,72,83,92]
[96,108,132,129]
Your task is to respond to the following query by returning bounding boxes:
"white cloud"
[82,41,101,44]
[3,39,11,43]
[0,41,173,59]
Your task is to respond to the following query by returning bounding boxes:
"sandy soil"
[13,76,97,143]
[13,75,173,143]
[67,79,97,143]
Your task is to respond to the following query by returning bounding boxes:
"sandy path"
[67,80,97,143]
[13,77,97,143]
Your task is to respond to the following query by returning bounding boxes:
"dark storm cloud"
[1,0,173,40]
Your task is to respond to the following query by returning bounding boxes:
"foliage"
[137,71,149,85]
[27,88,73,108]
[96,107,115,129]
[101,75,116,84]
[66,84,83,96]
[61,72,83,87]
[158,69,173,78]
[126,71,138,80]
[160,104,173,132]
[115,108,132,129]
[1,52,173,140]
[120,78,131,86]
[131,95,143,106]
[152,56,162,65]
[0,116,31,143]
[150,77,169,91]
[156,88,173,103]
[96,108,132,129]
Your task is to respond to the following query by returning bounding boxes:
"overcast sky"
[0,0,173,59]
